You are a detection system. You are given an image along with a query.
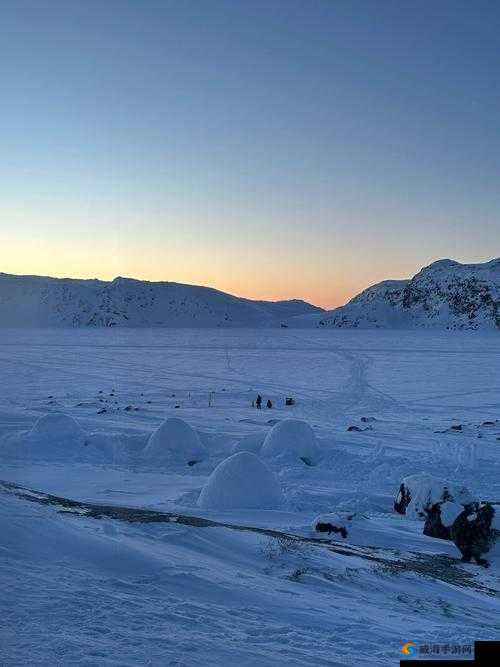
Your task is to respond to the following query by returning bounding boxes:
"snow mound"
[397,474,474,520]
[143,417,207,467]
[197,452,284,510]
[439,501,465,528]
[232,432,266,455]
[27,412,87,459]
[261,419,321,466]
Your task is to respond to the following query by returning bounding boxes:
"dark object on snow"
[347,425,363,432]
[266,399,273,409]
[315,522,348,539]
[256,394,262,409]
[97,408,107,414]
[482,420,495,426]
[450,424,463,431]
[285,397,295,406]
[423,503,453,541]
[394,483,412,515]
[360,416,376,423]
[451,502,498,568]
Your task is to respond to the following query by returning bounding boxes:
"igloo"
[28,412,87,458]
[143,417,207,467]
[197,452,284,510]
[261,419,321,466]
[232,432,265,455]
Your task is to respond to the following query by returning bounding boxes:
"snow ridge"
[0,273,322,328]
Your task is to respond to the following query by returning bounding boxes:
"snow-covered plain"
[1,327,499,665]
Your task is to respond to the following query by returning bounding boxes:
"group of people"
[254,394,272,409]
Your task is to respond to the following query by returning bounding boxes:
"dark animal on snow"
[315,522,348,539]
[450,502,497,568]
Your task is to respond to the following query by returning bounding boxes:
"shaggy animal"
[314,522,348,539]
[393,475,474,519]
[450,502,498,568]
[423,503,453,540]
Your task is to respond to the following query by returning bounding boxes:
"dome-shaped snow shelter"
[261,419,321,466]
[197,452,284,510]
[28,412,87,459]
[143,417,207,467]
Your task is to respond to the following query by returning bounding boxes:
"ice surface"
[232,431,266,455]
[1,327,499,665]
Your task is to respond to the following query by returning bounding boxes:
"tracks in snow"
[1,479,497,598]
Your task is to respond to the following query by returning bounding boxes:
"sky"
[1,0,499,308]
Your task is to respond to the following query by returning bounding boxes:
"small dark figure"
[315,522,348,539]
[394,482,411,515]
[266,399,273,409]
[256,394,262,409]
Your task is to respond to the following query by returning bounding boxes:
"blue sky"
[1,0,499,306]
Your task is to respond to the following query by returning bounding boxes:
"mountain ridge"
[294,258,500,330]
[0,272,323,328]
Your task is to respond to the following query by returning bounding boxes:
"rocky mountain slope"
[293,259,500,330]
[0,273,322,328]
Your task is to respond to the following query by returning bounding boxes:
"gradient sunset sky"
[1,0,499,308]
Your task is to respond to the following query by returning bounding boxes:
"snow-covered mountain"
[292,258,500,330]
[0,273,323,328]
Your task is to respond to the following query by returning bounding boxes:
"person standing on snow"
[256,394,262,409]
[266,399,273,409]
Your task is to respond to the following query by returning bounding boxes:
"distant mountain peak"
[291,258,500,331]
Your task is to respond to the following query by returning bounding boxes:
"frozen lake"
[1,328,499,666]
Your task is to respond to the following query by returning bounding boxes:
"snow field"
[1,328,500,666]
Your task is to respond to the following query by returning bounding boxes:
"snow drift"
[197,452,284,510]
[143,417,207,467]
[261,419,321,466]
